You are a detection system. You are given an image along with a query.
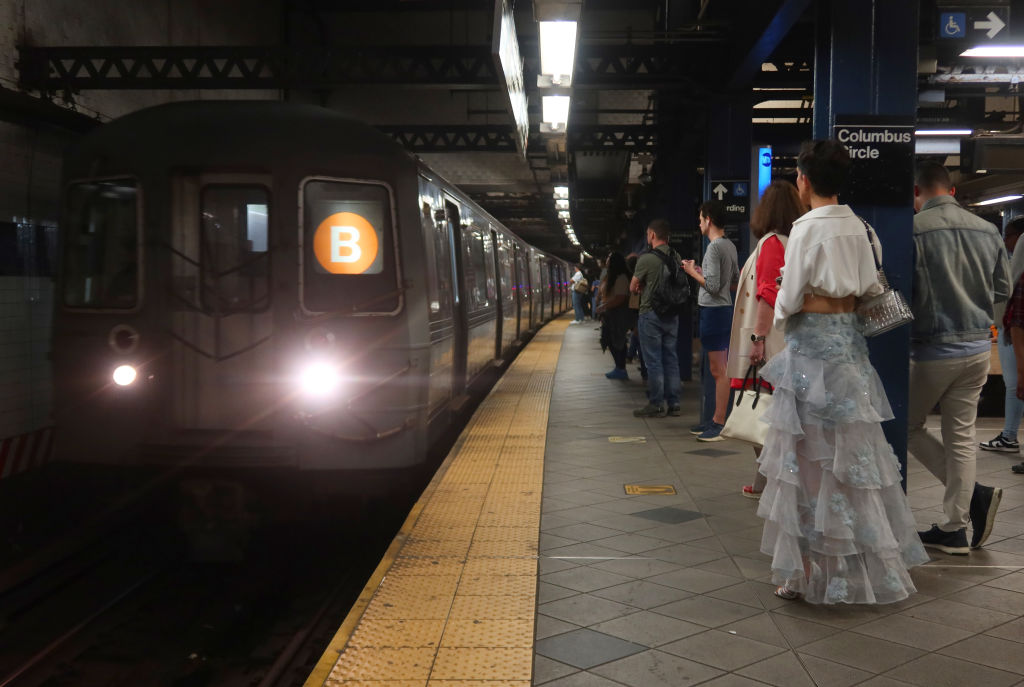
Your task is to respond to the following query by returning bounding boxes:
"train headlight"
[112,365,138,386]
[298,361,342,398]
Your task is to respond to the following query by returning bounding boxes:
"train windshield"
[200,185,270,313]
[301,179,399,314]
[63,179,139,309]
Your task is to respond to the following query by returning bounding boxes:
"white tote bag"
[720,365,773,447]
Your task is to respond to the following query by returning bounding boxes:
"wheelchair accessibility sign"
[940,12,966,38]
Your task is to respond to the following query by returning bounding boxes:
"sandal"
[774,585,801,600]
[741,485,763,499]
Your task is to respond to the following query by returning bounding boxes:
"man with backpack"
[630,219,689,418]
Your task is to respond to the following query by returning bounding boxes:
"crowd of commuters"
[585,137,1020,605]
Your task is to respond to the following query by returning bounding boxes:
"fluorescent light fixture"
[558,210,571,220]
[553,185,569,199]
[974,194,1023,206]
[542,95,571,127]
[539,21,578,84]
[555,199,569,210]
[960,46,1024,57]
[915,129,972,136]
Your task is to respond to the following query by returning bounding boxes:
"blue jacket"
[911,195,1010,345]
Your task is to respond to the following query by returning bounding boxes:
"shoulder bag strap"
[858,217,882,271]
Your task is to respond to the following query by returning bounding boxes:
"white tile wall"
[0,277,52,438]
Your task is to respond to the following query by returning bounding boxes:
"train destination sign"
[833,119,915,207]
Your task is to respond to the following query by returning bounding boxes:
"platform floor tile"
[532,321,1024,686]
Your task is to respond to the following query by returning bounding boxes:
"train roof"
[65,100,413,177]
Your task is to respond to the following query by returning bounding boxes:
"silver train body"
[53,101,571,473]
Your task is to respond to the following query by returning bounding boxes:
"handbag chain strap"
[858,217,892,289]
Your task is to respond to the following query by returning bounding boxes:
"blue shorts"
[699,306,733,352]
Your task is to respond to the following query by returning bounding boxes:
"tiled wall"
[0,275,53,439]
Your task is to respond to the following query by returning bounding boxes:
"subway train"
[53,100,571,483]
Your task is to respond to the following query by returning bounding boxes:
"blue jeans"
[999,331,1024,438]
[638,311,680,406]
[572,291,586,321]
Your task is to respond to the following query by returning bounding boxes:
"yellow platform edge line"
[303,317,569,687]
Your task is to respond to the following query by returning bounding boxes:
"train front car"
[54,102,430,482]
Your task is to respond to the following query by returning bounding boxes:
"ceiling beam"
[727,0,813,90]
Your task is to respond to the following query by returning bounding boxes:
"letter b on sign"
[313,212,379,274]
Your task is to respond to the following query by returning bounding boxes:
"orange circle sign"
[312,212,380,275]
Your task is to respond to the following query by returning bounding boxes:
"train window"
[418,178,453,321]
[462,219,491,311]
[64,179,139,309]
[199,185,270,313]
[301,179,399,315]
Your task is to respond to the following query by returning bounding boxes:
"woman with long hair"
[598,251,632,379]
[726,180,804,498]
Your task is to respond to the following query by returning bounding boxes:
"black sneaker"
[969,483,1003,549]
[667,405,681,417]
[633,403,667,418]
[1012,463,1024,474]
[918,525,969,555]
[689,423,707,436]
[980,433,1020,453]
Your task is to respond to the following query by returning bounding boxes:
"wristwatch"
[750,333,766,342]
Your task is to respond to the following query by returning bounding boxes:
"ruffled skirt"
[757,312,929,605]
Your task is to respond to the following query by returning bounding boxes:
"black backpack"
[650,249,690,317]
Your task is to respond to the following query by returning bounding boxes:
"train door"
[169,173,274,431]
[444,199,468,398]
[489,228,503,359]
[515,245,529,339]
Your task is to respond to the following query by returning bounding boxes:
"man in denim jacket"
[909,162,1011,556]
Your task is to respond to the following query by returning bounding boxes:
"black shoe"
[980,433,1020,453]
[667,405,681,417]
[970,483,1003,549]
[1012,463,1024,474]
[633,403,667,418]
[918,525,969,555]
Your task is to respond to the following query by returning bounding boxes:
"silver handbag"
[721,365,772,447]
[856,219,914,337]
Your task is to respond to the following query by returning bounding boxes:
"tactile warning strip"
[305,318,568,687]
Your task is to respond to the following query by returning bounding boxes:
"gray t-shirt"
[634,244,679,314]
[699,238,739,308]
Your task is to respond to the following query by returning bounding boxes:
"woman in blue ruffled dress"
[757,139,929,604]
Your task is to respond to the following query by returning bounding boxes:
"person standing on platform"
[570,264,587,323]
[725,180,803,498]
[683,201,739,441]
[630,219,682,418]
[597,252,632,380]
[981,217,1024,456]
[909,161,1010,555]
[758,139,928,604]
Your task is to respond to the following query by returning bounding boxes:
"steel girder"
[17,45,498,91]
[18,44,809,92]
[378,124,660,152]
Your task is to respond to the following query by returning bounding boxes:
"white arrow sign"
[712,183,728,200]
[975,11,1006,39]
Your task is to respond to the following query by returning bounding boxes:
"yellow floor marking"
[304,318,568,687]
[623,484,678,495]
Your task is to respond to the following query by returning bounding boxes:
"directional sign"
[937,6,1009,41]
[708,179,749,254]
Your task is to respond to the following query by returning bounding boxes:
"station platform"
[306,316,1024,687]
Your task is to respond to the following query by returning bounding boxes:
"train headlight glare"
[299,361,341,397]
[113,365,138,386]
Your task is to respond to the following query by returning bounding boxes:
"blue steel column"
[813,1,919,480]
[700,97,753,426]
